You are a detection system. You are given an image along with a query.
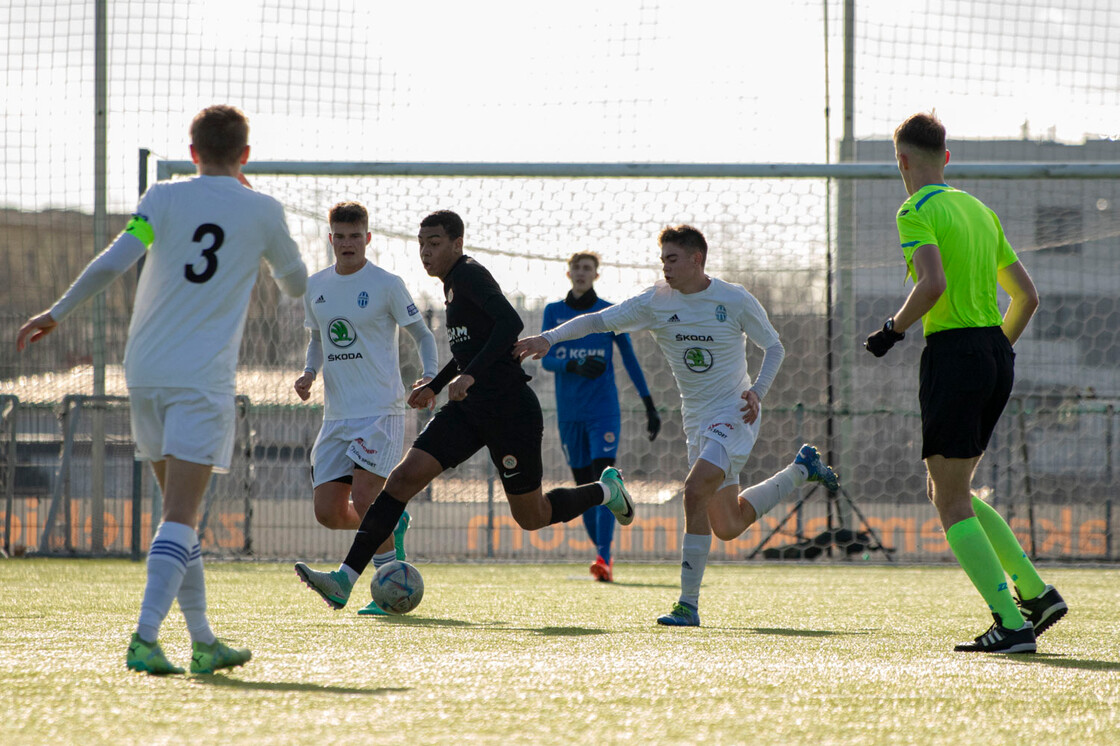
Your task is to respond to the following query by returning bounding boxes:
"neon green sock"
[971,495,1046,600]
[945,517,1025,628]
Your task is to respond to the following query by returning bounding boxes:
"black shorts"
[412,383,544,495]
[918,326,1014,460]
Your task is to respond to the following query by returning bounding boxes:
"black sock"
[571,465,596,485]
[343,491,406,576]
[546,483,605,525]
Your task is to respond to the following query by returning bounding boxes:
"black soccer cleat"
[953,612,1036,654]
[1017,584,1067,637]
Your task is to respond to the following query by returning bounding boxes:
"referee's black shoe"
[953,613,1036,654]
[1017,584,1068,637]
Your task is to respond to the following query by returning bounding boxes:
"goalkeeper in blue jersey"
[541,252,661,582]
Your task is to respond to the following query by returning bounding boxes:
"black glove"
[566,355,606,379]
[864,318,905,357]
[642,395,661,441]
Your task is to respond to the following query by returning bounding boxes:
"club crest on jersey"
[358,291,369,308]
[715,304,727,322]
[328,317,357,348]
[683,347,714,372]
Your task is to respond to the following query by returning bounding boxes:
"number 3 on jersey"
[185,223,224,284]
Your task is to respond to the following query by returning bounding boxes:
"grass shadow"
[743,627,876,638]
[365,616,606,637]
[993,654,1120,672]
[192,677,410,695]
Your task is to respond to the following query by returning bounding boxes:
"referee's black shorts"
[919,326,1014,460]
[412,382,544,495]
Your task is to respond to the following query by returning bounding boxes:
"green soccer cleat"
[190,639,252,674]
[656,601,701,627]
[600,467,635,526]
[394,510,411,562]
[357,599,390,616]
[126,633,185,675]
[294,562,353,609]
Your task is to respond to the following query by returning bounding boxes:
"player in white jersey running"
[17,105,308,673]
[293,201,439,616]
[516,225,839,626]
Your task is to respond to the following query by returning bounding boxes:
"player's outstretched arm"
[16,312,58,351]
[513,335,551,362]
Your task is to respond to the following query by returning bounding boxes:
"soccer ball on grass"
[370,560,424,614]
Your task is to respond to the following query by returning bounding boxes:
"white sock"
[679,532,712,608]
[136,521,196,643]
[740,464,805,519]
[177,543,216,645]
[372,550,396,569]
[339,564,360,585]
[599,483,611,504]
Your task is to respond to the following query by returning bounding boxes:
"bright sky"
[3,0,1117,301]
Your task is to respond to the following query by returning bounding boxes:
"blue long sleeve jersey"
[541,292,652,423]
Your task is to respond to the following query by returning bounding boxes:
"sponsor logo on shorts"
[354,438,378,455]
[358,291,369,308]
[328,317,357,348]
[706,422,735,438]
[715,304,727,322]
[327,352,364,361]
[604,432,616,443]
[557,347,606,360]
[684,347,714,372]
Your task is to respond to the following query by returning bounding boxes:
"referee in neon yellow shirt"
[865,111,1067,654]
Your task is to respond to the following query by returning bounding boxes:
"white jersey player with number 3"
[515,224,839,628]
[18,105,308,675]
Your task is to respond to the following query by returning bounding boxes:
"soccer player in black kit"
[294,211,636,609]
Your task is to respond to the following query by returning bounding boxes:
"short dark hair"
[420,210,464,240]
[189,105,249,166]
[328,201,368,228]
[894,111,946,154]
[658,224,708,263]
[567,251,600,270]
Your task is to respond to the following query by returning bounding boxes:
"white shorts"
[311,414,405,486]
[686,411,761,490]
[129,387,237,473]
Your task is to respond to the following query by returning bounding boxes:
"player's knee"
[710,522,739,542]
[313,504,348,530]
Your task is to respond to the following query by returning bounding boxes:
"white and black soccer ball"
[370,560,424,614]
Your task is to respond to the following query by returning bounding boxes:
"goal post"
[121,156,1120,563]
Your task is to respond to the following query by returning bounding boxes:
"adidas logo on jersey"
[314,295,326,304]
[667,314,680,322]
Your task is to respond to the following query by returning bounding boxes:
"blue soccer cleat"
[656,601,700,627]
[795,444,839,492]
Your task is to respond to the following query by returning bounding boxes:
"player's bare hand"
[293,373,314,401]
[739,389,761,424]
[17,312,58,352]
[447,374,474,401]
[408,385,436,410]
[513,336,550,362]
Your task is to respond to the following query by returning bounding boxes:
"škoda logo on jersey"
[683,347,713,372]
[328,318,357,348]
